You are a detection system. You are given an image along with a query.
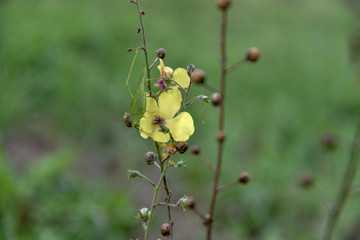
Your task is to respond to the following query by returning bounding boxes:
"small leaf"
[130,68,147,123]
[174,160,187,168]
[199,95,210,103]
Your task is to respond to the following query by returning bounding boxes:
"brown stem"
[206,9,228,240]
[323,118,360,240]
[135,0,151,92]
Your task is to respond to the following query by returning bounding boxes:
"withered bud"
[216,0,231,10]
[238,172,251,184]
[160,223,171,236]
[155,48,166,59]
[140,10,145,15]
[145,152,157,165]
[191,69,206,84]
[191,145,200,155]
[246,47,260,62]
[176,141,189,154]
[127,48,133,52]
[211,92,222,106]
[298,172,313,189]
[137,27,141,33]
[185,196,196,209]
[203,214,212,226]
[187,64,196,77]
[216,131,226,143]
[321,133,337,151]
[150,92,157,99]
[123,113,132,127]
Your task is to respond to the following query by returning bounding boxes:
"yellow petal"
[145,97,159,115]
[173,68,190,88]
[166,112,195,142]
[157,59,173,79]
[139,97,159,139]
[152,126,170,142]
[158,88,182,120]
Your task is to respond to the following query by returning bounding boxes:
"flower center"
[153,115,165,125]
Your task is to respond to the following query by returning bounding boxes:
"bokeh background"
[1,0,360,239]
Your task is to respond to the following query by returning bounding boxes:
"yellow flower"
[156,59,190,89]
[139,88,195,143]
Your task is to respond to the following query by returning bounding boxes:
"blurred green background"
[1,0,360,239]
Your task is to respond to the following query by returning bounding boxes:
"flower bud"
[137,207,150,222]
[191,145,200,155]
[238,172,251,184]
[216,131,226,143]
[123,113,132,127]
[127,48,133,52]
[160,223,171,236]
[203,214,212,226]
[176,141,189,154]
[298,172,313,189]
[191,69,206,84]
[321,133,337,151]
[211,92,222,106]
[246,47,260,62]
[145,151,157,165]
[187,64,196,77]
[185,196,196,209]
[126,170,141,178]
[216,0,231,10]
[155,48,166,59]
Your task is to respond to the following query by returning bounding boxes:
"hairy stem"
[206,9,228,240]
[135,0,151,92]
[323,118,360,240]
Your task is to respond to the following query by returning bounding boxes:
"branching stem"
[206,9,228,240]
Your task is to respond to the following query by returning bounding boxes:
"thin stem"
[138,173,156,188]
[180,76,193,112]
[135,0,151,92]
[149,57,159,70]
[206,9,228,240]
[155,143,174,240]
[198,153,215,172]
[155,202,179,208]
[323,118,360,240]
[226,59,246,73]
[217,181,238,193]
[145,156,171,240]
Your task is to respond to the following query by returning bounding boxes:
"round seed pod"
[191,69,206,84]
[160,223,171,236]
[216,0,231,10]
[155,48,166,59]
[238,172,251,184]
[246,47,260,62]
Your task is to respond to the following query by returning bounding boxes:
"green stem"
[145,156,171,240]
[323,118,360,240]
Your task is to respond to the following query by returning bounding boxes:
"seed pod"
[246,47,260,62]
[176,141,189,154]
[155,48,166,59]
[298,172,313,189]
[211,92,222,106]
[123,113,132,127]
[216,131,226,143]
[185,196,196,209]
[203,214,212,226]
[216,0,231,10]
[238,172,251,184]
[191,145,200,155]
[145,152,157,165]
[137,207,150,222]
[191,69,206,84]
[160,223,171,236]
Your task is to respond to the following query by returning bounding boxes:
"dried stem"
[323,118,360,240]
[198,153,215,172]
[206,9,228,240]
[217,181,238,193]
[135,0,151,92]
[226,59,246,73]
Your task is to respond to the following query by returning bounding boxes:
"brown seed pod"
[123,113,132,127]
[216,0,231,10]
[238,172,251,184]
[203,214,213,226]
[155,48,166,59]
[246,47,260,62]
[145,152,157,165]
[176,141,189,154]
[216,131,226,143]
[160,223,171,236]
[211,92,222,106]
[185,196,196,209]
[191,69,206,84]
[191,145,200,155]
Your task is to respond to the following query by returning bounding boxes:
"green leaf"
[130,68,147,123]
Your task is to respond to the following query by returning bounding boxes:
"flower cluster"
[139,60,195,143]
